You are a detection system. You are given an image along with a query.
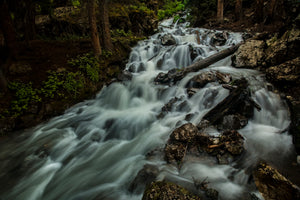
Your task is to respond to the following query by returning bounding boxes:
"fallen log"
[155,44,241,85]
[200,78,261,128]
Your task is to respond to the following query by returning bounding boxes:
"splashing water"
[0,19,293,200]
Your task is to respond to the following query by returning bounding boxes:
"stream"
[0,18,294,200]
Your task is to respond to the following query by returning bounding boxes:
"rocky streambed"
[0,18,299,200]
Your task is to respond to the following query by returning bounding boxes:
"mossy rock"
[142,181,202,200]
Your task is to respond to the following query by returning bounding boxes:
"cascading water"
[0,18,294,200]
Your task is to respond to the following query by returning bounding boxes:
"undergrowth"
[158,0,186,20]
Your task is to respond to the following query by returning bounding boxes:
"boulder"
[232,40,266,68]
[129,164,159,194]
[161,34,177,46]
[187,71,216,88]
[210,32,228,46]
[265,28,300,66]
[253,162,300,200]
[164,123,199,164]
[218,114,248,130]
[215,71,231,84]
[164,142,187,164]
[266,57,300,85]
[169,123,199,143]
[142,181,202,200]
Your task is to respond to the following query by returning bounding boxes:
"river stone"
[161,33,176,46]
[188,71,217,88]
[215,71,231,84]
[210,32,228,46]
[232,40,265,68]
[218,114,248,130]
[164,142,187,164]
[169,123,199,143]
[220,130,244,155]
[142,181,201,200]
[129,164,159,194]
[266,57,300,84]
[253,162,300,200]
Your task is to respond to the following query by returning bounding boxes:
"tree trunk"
[24,0,36,43]
[87,0,102,58]
[0,66,7,92]
[235,0,243,21]
[154,44,241,85]
[255,0,264,23]
[99,0,113,52]
[217,0,224,22]
[0,1,18,59]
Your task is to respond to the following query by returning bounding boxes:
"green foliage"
[8,82,41,116]
[68,53,100,82]
[158,0,186,20]
[129,4,154,15]
[41,71,65,98]
[71,0,80,7]
[41,70,85,98]
[102,50,113,58]
[111,29,133,37]
[63,72,85,96]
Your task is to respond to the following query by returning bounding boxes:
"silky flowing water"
[0,18,294,200]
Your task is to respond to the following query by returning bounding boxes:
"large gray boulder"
[232,40,266,68]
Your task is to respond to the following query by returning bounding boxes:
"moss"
[142,181,201,200]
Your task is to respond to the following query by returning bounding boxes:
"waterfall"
[0,18,293,200]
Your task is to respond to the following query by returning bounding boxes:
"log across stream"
[0,18,296,200]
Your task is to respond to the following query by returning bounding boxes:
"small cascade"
[0,18,294,200]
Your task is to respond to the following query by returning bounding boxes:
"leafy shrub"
[111,29,133,37]
[68,53,100,82]
[63,71,85,96]
[41,71,65,98]
[8,82,41,116]
[41,70,85,98]
[158,0,186,20]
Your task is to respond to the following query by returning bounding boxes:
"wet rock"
[161,33,176,46]
[232,40,266,68]
[265,28,300,66]
[117,70,132,81]
[215,71,231,84]
[187,88,199,98]
[210,32,228,46]
[158,97,179,118]
[164,123,199,164]
[169,123,199,143]
[189,45,205,61]
[205,188,219,200]
[90,132,102,142]
[201,78,257,125]
[266,57,300,85]
[197,130,245,158]
[142,181,201,200]
[253,162,300,200]
[164,142,187,164]
[218,114,248,130]
[128,63,146,73]
[176,101,190,112]
[187,71,216,88]
[220,130,244,155]
[129,164,159,194]
[162,97,179,112]
[217,153,231,165]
